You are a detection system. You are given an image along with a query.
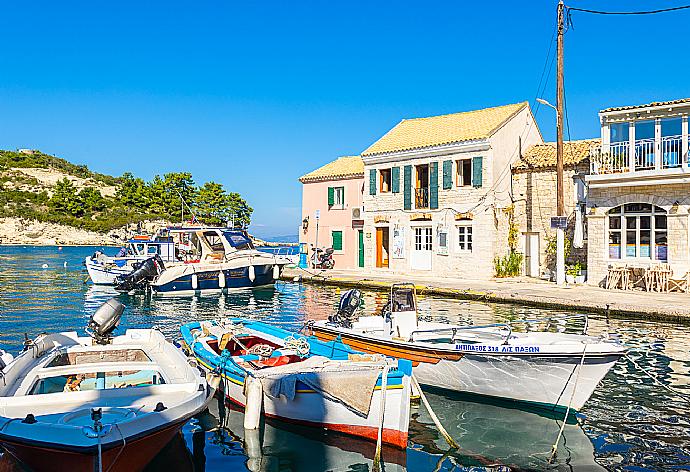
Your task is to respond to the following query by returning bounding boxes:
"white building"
[360,102,542,280]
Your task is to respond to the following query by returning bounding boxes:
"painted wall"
[299,176,364,269]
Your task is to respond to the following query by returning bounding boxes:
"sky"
[1,1,689,238]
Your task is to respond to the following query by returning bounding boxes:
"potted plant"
[566,261,584,284]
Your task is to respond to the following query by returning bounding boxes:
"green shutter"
[332,230,343,251]
[369,169,377,195]
[442,160,452,189]
[430,162,439,209]
[327,187,334,206]
[391,166,400,193]
[472,156,483,188]
[403,165,412,210]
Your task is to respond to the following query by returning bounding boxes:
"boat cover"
[247,356,385,417]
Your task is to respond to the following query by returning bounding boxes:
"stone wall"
[586,183,690,286]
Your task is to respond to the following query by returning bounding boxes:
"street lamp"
[538,97,566,286]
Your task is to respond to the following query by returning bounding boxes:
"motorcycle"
[311,247,335,269]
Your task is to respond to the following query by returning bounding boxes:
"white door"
[524,232,540,277]
[411,227,432,271]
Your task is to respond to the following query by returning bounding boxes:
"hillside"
[0,149,254,244]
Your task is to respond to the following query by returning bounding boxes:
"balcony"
[415,187,429,209]
[588,136,690,188]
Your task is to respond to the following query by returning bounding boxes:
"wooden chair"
[668,269,690,293]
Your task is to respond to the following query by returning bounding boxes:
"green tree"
[146,175,167,216]
[227,191,253,228]
[49,178,82,216]
[162,172,197,221]
[196,181,229,225]
[115,172,148,209]
[79,187,106,213]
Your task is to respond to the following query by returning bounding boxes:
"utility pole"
[555,0,566,285]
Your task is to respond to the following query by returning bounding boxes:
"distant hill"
[0,149,254,236]
[256,234,299,244]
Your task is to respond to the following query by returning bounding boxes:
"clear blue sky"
[1,1,688,238]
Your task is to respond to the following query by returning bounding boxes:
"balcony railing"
[590,136,689,175]
[415,187,429,209]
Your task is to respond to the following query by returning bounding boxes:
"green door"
[358,230,364,268]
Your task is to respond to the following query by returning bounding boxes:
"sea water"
[0,246,688,471]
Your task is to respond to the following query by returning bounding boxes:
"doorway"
[376,227,389,268]
[410,226,432,270]
[415,164,429,209]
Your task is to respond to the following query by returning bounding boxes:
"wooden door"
[376,227,389,268]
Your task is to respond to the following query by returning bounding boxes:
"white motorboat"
[0,299,216,472]
[148,229,291,295]
[308,284,627,413]
[85,233,178,285]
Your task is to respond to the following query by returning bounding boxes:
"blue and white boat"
[150,229,291,295]
[85,233,178,285]
[180,319,412,448]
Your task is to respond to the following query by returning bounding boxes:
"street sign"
[315,210,320,220]
[550,216,567,229]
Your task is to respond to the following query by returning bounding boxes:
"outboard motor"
[328,288,362,328]
[88,298,125,344]
[114,255,164,292]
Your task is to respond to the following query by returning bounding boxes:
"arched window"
[608,203,667,261]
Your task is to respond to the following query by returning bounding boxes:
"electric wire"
[567,4,690,15]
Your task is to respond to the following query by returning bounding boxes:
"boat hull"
[152,264,279,295]
[1,419,184,472]
[309,324,622,412]
[84,257,139,285]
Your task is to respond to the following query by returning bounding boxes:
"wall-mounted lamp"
[302,216,309,231]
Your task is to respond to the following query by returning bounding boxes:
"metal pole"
[556,0,566,285]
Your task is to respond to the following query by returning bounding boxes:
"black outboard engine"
[88,298,125,344]
[114,255,164,292]
[328,288,362,328]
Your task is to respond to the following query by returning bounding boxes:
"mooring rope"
[549,342,588,463]
[372,364,390,472]
[625,352,690,405]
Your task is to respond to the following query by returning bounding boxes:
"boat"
[307,284,627,413]
[0,299,216,472]
[85,233,178,285]
[148,228,291,295]
[180,319,412,448]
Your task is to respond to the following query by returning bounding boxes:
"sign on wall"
[392,226,405,259]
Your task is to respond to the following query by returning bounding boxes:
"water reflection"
[1,247,689,471]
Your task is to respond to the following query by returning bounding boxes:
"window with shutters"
[456,159,472,187]
[379,168,392,193]
[457,225,473,251]
[329,187,344,209]
[331,230,343,251]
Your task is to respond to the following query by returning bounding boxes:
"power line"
[567,4,690,15]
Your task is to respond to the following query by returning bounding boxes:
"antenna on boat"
[87,298,125,345]
[173,189,198,225]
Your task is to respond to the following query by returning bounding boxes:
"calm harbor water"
[0,246,689,471]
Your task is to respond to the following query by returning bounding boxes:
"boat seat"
[391,311,418,341]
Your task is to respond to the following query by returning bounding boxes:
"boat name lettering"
[454,344,540,353]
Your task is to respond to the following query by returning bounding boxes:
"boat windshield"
[223,231,254,250]
[30,369,165,395]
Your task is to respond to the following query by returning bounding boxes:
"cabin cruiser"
[85,233,178,285]
[308,284,627,413]
[148,229,291,295]
[0,299,216,472]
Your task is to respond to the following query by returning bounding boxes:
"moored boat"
[180,319,412,448]
[308,284,627,413]
[85,233,178,285]
[0,299,216,472]
[150,229,290,295]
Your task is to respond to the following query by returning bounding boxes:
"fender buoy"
[191,273,198,290]
[218,270,226,289]
[243,376,263,430]
[272,264,280,280]
[248,265,256,282]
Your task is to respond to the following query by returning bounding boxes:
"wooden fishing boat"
[180,319,412,449]
[308,284,627,413]
[0,299,216,472]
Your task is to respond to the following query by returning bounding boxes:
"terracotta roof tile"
[514,139,599,170]
[299,155,364,183]
[601,98,690,113]
[362,102,529,156]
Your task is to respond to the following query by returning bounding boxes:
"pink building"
[299,156,364,269]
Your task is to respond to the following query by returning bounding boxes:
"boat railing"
[408,313,589,343]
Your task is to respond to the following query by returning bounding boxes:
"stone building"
[299,156,365,269]
[586,98,690,286]
[512,139,597,278]
[360,101,542,280]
